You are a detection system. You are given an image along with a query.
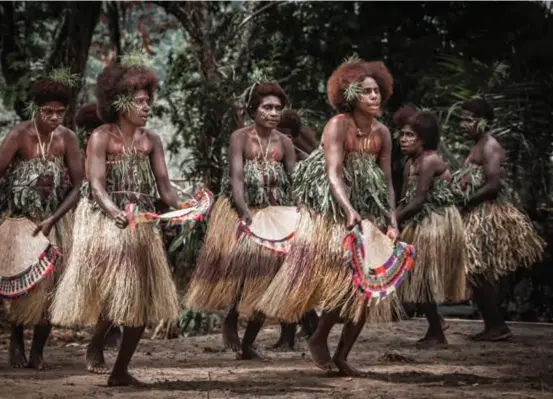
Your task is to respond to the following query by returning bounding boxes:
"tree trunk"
[48,1,102,129]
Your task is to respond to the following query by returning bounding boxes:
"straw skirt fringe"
[184,197,238,312]
[50,199,179,327]
[399,206,466,304]
[5,211,74,326]
[257,208,401,324]
[464,201,545,284]
[184,197,284,317]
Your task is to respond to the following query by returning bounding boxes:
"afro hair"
[461,98,494,121]
[393,104,417,128]
[278,109,302,138]
[247,82,288,118]
[411,111,441,151]
[327,60,393,113]
[75,102,104,132]
[28,79,71,106]
[96,63,159,123]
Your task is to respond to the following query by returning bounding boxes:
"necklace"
[354,121,372,152]
[116,124,136,155]
[254,129,273,162]
[34,120,55,160]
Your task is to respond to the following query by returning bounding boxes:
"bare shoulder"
[274,130,293,146]
[143,128,162,143]
[7,121,31,139]
[57,125,79,141]
[373,119,391,138]
[422,151,445,171]
[229,126,251,144]
[322,114,350,141]
[88,124,112,145]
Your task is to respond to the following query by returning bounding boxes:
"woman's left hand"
[386,225,399,242]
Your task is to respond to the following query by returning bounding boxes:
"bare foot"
[333,356,365,377]
[308,337,335,371]
[237,347,266,360]
[474,326,512,342]
[27,353,49,371]
[9,340,27,368]
[271,337,295,352]
[468,328,488,341]
[416,335,449,349]
[222,323,240,352]
[107,371,145,387]
[86,345,110,374]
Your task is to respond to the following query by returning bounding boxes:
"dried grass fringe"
[184,197,238,311]
[6,211,74,325]
[399,206,466,304]
[257,208,403,324]
[50,199,179,327]
[464,201,545,284]
[184,196,285,317]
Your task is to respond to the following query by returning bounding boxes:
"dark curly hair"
[246,82,288,118]
[278,109,302,138]
[393,104,417,128]
[461,98,494,121]
[75,102,104,132]
[394,105,440,151]
[96,63,159,123]
[29,79,71,106]
[327,60,393,113]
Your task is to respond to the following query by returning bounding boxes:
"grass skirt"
[184,197,284,317]
[184,197,238,312]
[50,199,179,327]
[256,208,401,324]
[464,201,545,284]
[4,212,74,326]
[399,206,466,304]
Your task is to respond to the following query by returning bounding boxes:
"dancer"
[75,102,123,353]
[186,82,296,359]
[51,58,181,386]
[274,109,320,349]
[0,71,83,369]
[394,105,466,346]
[278,109,318,160]
[452,98,545,341]
[257,58,400,376]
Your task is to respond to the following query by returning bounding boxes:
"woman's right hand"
[346,208,362,231]
[240,209,253,226]
[112,210,129,229]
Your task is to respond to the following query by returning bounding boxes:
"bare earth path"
[0,319,552,398]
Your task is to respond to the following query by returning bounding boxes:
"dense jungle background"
[2,1,553,335]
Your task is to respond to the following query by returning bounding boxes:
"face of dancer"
[121,89,151,127]
[254,95,283,130]
[399,124,422,155]
[355,77,381,116]
[36,101,66,133]
[460,110,481,138]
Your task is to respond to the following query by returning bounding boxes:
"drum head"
[249,206,300,242]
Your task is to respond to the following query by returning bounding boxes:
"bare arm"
[395,159,412,214]
[229,131,250,220]
[88,131,121,219]
[396,156,437,225]
[0,125,23,179]
[378,126,397,228]
[466,143,502,209]
[324,117,356,216]
[149,131,180,209]
[47,130,84,223]
[281,134,297,175]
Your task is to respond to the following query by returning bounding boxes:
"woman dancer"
[257,58,399,376]
[451,98,544,341]
[0,72,83,369]
[51,60,181,386]
[185,82,296,359]
[394,105,465,346]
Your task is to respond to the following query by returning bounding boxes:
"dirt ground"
[0,318,552,399]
